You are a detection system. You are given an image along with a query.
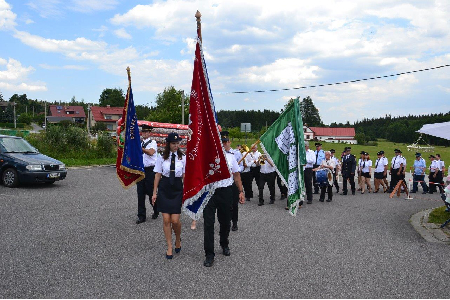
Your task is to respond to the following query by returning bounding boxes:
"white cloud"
[114,28,132,40]
[26,0,62,18]
[25,18,34,24]
[39,63,88,70]
[0,0,17,30]
[239,58,319,85]
[0,57,47,91]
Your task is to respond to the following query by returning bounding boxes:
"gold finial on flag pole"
[126,66,131,87]
[195,10,202,42]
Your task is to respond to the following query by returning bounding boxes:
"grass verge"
[428,206,450,224]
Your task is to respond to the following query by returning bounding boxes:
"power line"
[215,64,450,95]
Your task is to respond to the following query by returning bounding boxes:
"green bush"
[96,132,116,157]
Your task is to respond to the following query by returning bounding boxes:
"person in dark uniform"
[258,154,276,206]
[151,133,186,259]
[244,145,261,201]
[389,149,406,192]
[277,174,288,200]
[341,146,356,195]
[203,132,245,267]
[330,149,340,193]
[136,124,158,224]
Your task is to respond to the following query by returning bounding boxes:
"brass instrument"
[258,154,266,165]
[239,144,250,154]
[237,140,260,165]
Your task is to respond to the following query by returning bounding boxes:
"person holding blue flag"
[411,152,428,194]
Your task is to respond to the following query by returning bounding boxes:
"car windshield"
[0,137,38,153]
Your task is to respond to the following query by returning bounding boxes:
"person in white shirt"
[359,152,372,194]
[373,151,388,193]
[357,151,365,191]
[258,154,276,206]
[389,149,406,192]
[429,154,444,193]
[330,149,340,193]
[136,124,159,224]
[152,133,186,260]
[312,151,335,202]
[244,145,261,201]
[380,151,389,188]
[304,141,316,204]
[202,132,245,267]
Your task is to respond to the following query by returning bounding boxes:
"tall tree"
[283,96,322,127]
[99,88,125,107]
[146,86,189,124]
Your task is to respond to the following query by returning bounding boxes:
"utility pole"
[44,102,47,130]
[13,103,16,128]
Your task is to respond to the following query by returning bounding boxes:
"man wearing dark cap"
[203,131,245,267]
[313,142,325,194]
[428,154,439,193]
[411,153,428,194]
[136,124,158,224]
[330,149,340,193]
[389,149,406,192]
[341,146,356,195]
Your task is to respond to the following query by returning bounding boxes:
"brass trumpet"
[239,144,250,154]
[258,154,266,165]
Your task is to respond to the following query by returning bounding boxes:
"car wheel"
[2,168,19,188]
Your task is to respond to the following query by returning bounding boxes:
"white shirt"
[319,159,335,171]
[245,150,261,168]
[142,138,157,167]
[331,155,339,169]
[260,157,276,174]
[374,158,386,173]
[305,149,316,169]
[215,152,240,188]
[436,159,444,171]
[154,152,186,177]
[361,159,372,173]
[430,160,440,172]
[391,155,405,169]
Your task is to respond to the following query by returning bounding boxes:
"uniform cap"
[330,149,335,153]
[429,154,435,158]
[166,132,182,143]
[315,142,322,147]
[360,151,365,154]
[141,124,153,132]
[377,151,382,155]
[415,152,421,157]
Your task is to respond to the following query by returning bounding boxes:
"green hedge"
[0,123,26,128]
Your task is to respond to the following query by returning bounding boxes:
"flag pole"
[126,66,131,88]
[195,10,202,42]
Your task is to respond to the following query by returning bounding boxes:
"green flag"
[260,98,306,216]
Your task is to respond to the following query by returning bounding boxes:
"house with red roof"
[88,105,123,131]
[48,105,86,124]
[305,126,356,144]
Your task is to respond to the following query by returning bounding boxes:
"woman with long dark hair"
[152,132,186,259]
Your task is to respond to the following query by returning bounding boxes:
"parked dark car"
[0,135,67,187]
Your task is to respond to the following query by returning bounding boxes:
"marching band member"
[313,143,325,194]
[136,124,158,224]
[359,152,372,194]
[312,151,335,202]
[428,154,443,194]
[152,133,186,260]
[357,151,365,191]
[330,149,340,193]
[244,145,261,201]
[304,141,316,204]
[258,154,276,206]
[203,132,245,267]
[389,149,406,192]
[380,151,389,189]
[341,147,356,195]
[411,153,428,194]
[373,151,388,193]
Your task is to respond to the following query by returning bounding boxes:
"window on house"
[105,115,112,120]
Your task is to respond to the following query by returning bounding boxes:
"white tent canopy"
[417,121,450,141]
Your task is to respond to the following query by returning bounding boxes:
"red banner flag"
[182,37,230,219]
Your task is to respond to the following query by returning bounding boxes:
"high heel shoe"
[175,247,181,253]
[166,253,173,259]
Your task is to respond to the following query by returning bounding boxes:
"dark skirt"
[157,177,183,214]
[362,172,371,178]
[374,172,384,179]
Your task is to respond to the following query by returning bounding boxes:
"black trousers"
[333,168,339,192]
[136,166,157,219]
[429,171,443,193]
[390,168,401,191]
[304,168,313,201]
[250,166,261,190]
[277,174,288,196]
[342,174,355,194]
[241,171,253,198]
[313,164,319,193]
[258,171,276,202]
[230,183,239,225]
[204,186,232,257]
[320,184,333,201]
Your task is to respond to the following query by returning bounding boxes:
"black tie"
[170,153,175,185]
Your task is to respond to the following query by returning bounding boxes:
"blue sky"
[0,0,449,125]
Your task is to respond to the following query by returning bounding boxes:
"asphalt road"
[0,166,449,298]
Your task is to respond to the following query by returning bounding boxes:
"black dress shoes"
[204,256,214,267]
[136,218,146,224]
[222,247,231,256]
[269,199,275,204]
[151,213,159,219]
[258,201,264,206]
[231,224,238,231]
